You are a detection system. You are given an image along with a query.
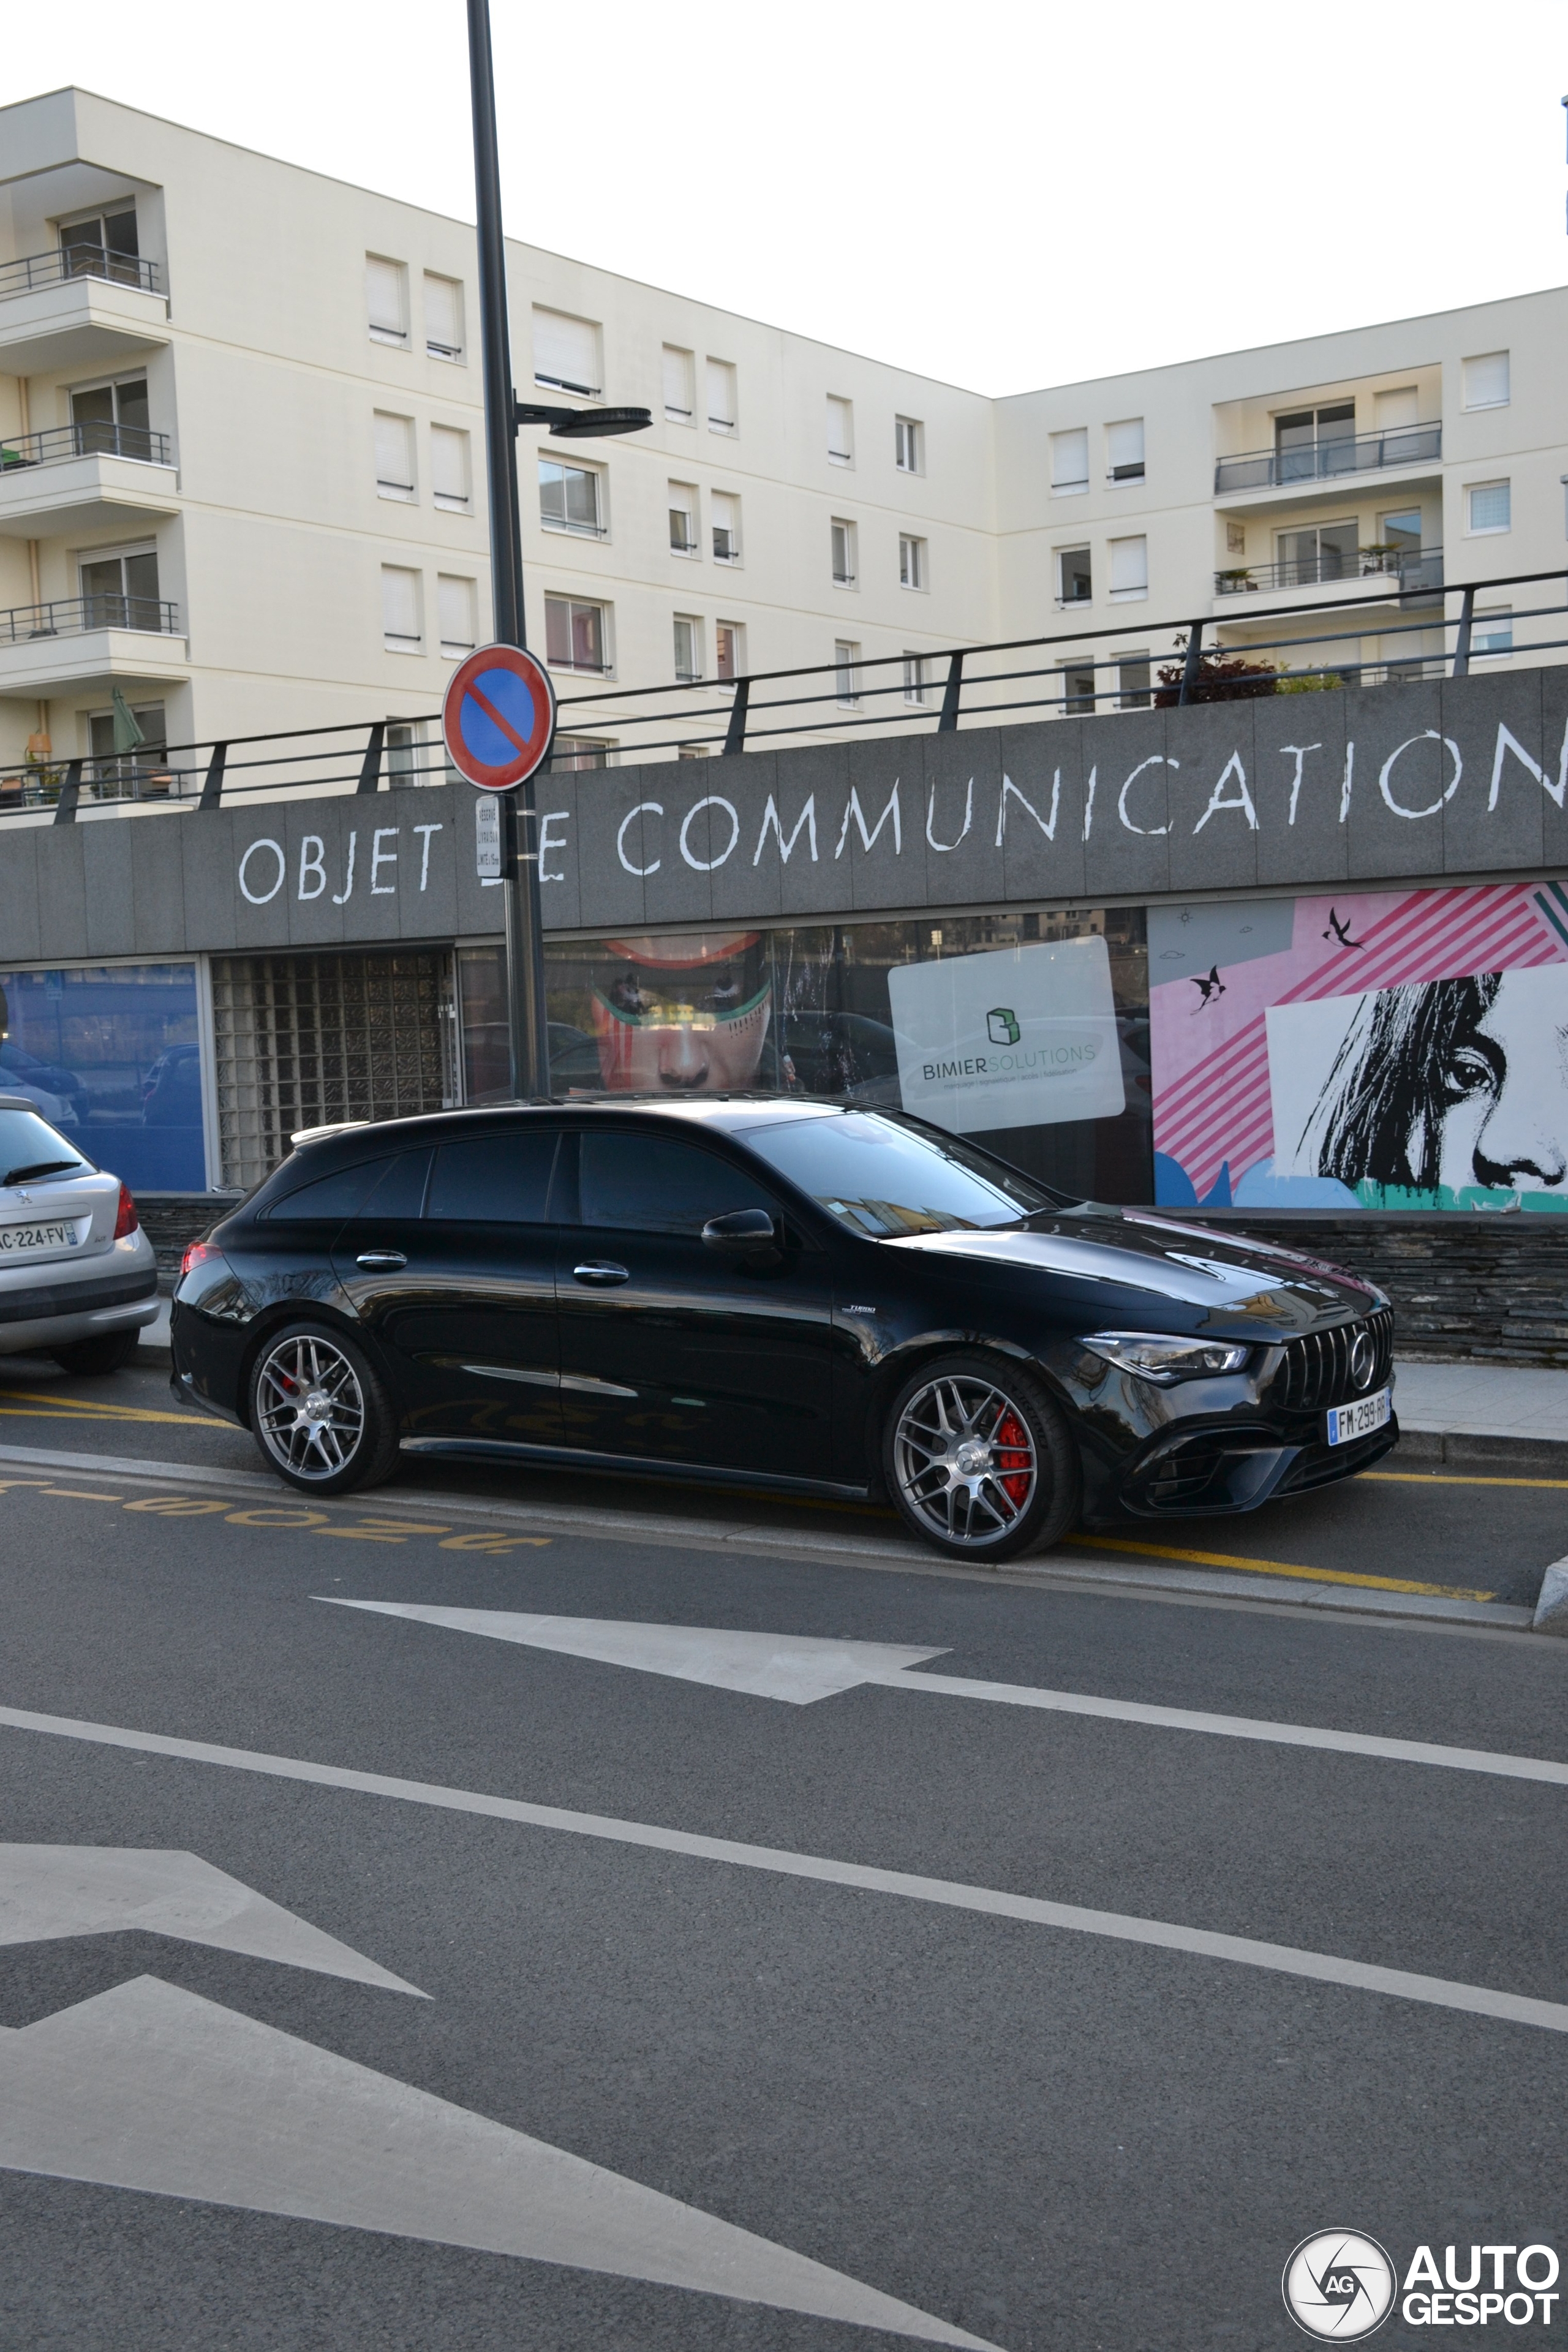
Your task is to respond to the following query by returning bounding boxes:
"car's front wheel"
[247,1322,399,1495]
[883,1352,1080,1562]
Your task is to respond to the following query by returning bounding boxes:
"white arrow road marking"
[315,1602,1568,1788]
[0,1846,424,1996]
[0,1976,998,2348]
[1,1705,1565,2035]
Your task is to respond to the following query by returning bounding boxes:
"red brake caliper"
[994,1412,1031,1505]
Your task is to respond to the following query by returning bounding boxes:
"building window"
[87,699,167,796]
[386,722,425,785]
[545,595,609,673]
[1117,655,1151,710]
[899,533,927,590]
[381,565,423,651]
[1276,520,1358,586]
[374,412,416,500]
[549,736,613,771]
[831,519,857,586]
[79,546,161,630]
[1106,418,1144,483]
[437,574,476,658]
[1466,480,1511,535]
[903,652,929,705]
[711,490,741,563]
[707,358,737,434]
[673,615,703,682]
[366,255,408,346]
[834,640,861,706]
[1474,606,1513,657]
[1057,545,1091,603]
[1109,534,1148,601]
[827,396,853,464]
[1462,352,1510,410]
[715,621,744,682]
[533,309,601,398]
[1275,404,1355,481]
[662,344,695,423]
[668,482,698,555]
[424,274,464,361]
[677,744,710,760]
[431,424,470,512]
[1058,659,1096,714]
[1050,428,1088,494]
[0,960,203,1193]
[539,458,604,536]
[895,416,923,473]
[59,205,140,285]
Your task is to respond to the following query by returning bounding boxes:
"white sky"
[4,0,1567,396]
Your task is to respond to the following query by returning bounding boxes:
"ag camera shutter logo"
[1283,2231,1395,2339]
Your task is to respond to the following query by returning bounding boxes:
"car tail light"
[113,1183,139,1240]
[181,1238,218,1276]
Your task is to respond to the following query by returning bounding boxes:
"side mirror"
[701,1207,780,1259]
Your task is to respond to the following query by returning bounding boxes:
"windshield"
[0,1106,92,1189]
[742,1112,1062,1237]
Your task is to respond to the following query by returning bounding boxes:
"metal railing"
[1216,547,1443,596]
[0,595,181,645]
[0,246,161,299]
[0,420,173,471]
[0,565,1560,823]
[1214,423,1441,493]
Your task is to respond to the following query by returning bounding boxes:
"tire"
[51,1328,141,1377]
[881,1351,1080,1563]
[246,1321,400,1496]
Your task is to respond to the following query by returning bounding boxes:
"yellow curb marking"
[1069,1532,1496,1603]
[39,1488,122,1502]
[123,1497,232,1517]
[1367,1470,1568,1492]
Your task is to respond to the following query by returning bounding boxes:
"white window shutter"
[438,575,475,647]
[366,257,405,337]
[533,310,601,394]
[1110,535,1148,594]
[381,566,420,639]
[374,412,414,490]
[827,396,853,458]
[1051,428,1088,489]
[1106,418,1144,472]
[662,345,693,417]
[1374,386,1419,429]
[707,359,737,429]
[1462,352,1510,409]
[430,426,467,502]
[424,274,462,355]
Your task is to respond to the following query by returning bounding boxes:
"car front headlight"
[1081,1331,1251,1384]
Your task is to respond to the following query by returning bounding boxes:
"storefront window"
[0,963,203,1191]
[540,910,1153,1204]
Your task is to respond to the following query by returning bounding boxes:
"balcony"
[1213,547,1443,622]
[1215,424,1441,499]
[0,246,170,374]
[0,755,190,816]
[0,595,188,700]
[0,421,179,540]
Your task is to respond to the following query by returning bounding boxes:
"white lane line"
[318,1602,1568,1788]
[1,1702,1564,2037]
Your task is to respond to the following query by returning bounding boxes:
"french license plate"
[0,1220,80,1256]
[1325,1387,1391,1447]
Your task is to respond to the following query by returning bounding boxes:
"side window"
[427,1129,560,1223]
[578,1133,776,1236]
[350,1150,431,1219]
[268,1157,393,1222]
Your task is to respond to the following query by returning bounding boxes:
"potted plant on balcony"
[1154,643,1278,706]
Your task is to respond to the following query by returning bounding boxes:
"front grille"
[1275,1309,1393,1411]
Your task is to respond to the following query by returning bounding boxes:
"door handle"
[573,1261,629,1285]
[355,1251,407,1270]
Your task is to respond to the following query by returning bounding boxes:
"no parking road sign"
[442,643,556,790]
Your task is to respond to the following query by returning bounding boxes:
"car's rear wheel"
[883,1352,1080,1562]
[247,1322,399,1495]
[51,1329,140,1376]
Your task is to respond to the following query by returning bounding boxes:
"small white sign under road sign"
[475,793,502,880]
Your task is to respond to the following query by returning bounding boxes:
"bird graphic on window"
[1322,907,1365,949]
[1190,966,1227,1008]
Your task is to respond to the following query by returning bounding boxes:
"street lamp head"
[514,402,653,439]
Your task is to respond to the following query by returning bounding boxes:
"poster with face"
[1149,883,1568,1212]
[588,933,771,1093]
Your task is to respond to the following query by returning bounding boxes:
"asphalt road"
[0,1344,1564,2351]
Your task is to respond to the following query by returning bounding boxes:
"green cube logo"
[986,1006,1020,1046]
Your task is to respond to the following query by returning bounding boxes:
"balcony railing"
[1215,424,1441,494]
[0,595,181,646]
[0,421,173,470]
[0,246,161,300]
[1216,548,1444,597]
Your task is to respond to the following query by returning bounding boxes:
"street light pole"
[466,0,551,1100]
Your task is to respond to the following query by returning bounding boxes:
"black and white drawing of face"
[1433,967,1568,1193]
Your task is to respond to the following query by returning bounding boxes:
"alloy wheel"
[891,1372,1038,1547]
[254,1332,366,1481]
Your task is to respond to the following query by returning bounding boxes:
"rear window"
[741,1112,1054,1237]
[268,1155,400,1223]
[0,1106,92,1189]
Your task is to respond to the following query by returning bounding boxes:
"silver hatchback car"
[0,1095,159,1373]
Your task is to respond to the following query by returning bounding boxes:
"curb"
[1393,1427,1568,1475]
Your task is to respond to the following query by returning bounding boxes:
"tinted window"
[268,1156,394,1222]
[427,1129,559,1223]
[742,1113,1054,1237]
[578,1133,775,1237]
[352,1150,431,1219]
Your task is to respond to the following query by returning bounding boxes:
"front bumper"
[1112,1412,1400,1517]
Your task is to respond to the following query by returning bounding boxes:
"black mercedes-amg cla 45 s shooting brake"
[171,1098,1396,1563]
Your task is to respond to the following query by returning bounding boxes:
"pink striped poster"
[1149,882,1568,1212]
